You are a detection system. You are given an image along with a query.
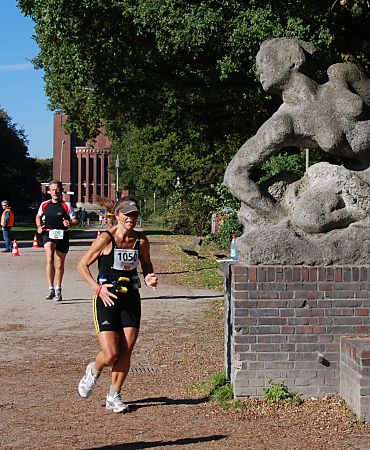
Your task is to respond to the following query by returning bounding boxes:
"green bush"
[263,380,302,404]
[201,183,240,212]
[259,151,305,183]
[192,371,246,410]
[204,372,234,409]
[258,148,350,185]
[163,189,212,235]
[207,372,233,400]
[163,182,242,237]
[209,210,243,249]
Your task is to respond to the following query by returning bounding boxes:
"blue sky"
[0,1,53,159]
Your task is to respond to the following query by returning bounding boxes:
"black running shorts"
[93,289,141,332]
[42,233,70,254]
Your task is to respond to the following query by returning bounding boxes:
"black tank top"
[97,230,141,281]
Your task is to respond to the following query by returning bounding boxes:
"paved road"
[0,237,223,361]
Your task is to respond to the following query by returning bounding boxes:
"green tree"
[0,108,41,212]
[18,0,369,200]
[34,158,53,183]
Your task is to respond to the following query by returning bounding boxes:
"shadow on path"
[86,434,227,449]
[142,295,223,301]
[55,296,222,303]
[155,265,218,275]
[127,396,209,410]
[58,299,92,304]
[70,241,94,248]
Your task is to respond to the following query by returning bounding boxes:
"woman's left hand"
[145,273,158,290]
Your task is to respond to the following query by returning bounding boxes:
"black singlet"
[93,230,142,332]
[97,230,142,282]
[40,201,72,230]
[39,201,74,253]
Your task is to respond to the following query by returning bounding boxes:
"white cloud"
[0,63,33,73]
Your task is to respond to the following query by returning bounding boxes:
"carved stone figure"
[224,37,370,264]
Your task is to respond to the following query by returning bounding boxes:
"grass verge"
[159,236,225,290]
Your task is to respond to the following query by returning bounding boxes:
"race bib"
[49,229,64,239]
[112,248,139,271]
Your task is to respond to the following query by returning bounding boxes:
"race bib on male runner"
[112,248,139,271]
[49,229,64,239]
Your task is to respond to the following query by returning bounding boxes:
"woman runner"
[77,196,158,412]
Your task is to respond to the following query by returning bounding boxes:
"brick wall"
[340,337,370,421]
[224,263,370,398]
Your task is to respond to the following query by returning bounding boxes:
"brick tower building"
[52,112,116,206]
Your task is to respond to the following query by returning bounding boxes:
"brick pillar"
[226,264,370,399]
[340,337,370,422]
[93,152,97,202]
[107,152,112,200]
[77,152,82,203]
[100,154,105,197]
[85,153,90,203]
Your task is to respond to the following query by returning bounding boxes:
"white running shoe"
[53,288,62,302]
[45,288,55,300]
[78,362,99,398]
[106,392,129,413]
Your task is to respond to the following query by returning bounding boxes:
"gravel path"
[0,237,369,449]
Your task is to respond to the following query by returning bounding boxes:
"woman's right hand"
[145,273,158,290]
[96,284,117,307]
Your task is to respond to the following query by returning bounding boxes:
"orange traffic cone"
[97,230,101,237]
[11,240,20,256]
[32,234,40,248]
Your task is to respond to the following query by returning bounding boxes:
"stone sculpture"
[224,37,370,264]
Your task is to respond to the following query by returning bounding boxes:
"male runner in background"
[36,180,78,301]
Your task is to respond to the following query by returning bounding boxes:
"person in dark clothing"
[80,208,88,227]
[77,197,157,413]
[76,207,82,226]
